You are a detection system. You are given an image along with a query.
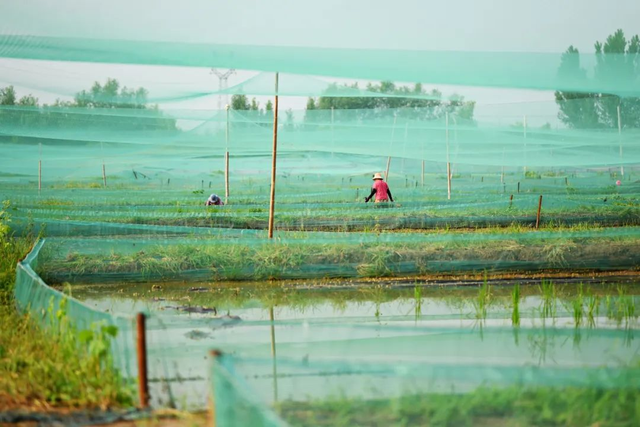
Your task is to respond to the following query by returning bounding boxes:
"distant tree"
[231,94,250,110]
[265,100,273,111]
[312,81,475,122]
[0,79,177,132]
[18,95,38,107]
[306,97,317,110]
[0,86,16,105]
[250,97,259,111]
[555,29,640,128]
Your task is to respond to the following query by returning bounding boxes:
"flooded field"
[65,278,640,412]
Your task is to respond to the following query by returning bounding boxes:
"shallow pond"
[67,278,640,410]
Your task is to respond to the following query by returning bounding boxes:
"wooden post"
[268,73,279,239]
[535,195,543,229]
[102,162,107,188]
[501,166,504,183]
[618,104,624,176]
[421,160,425,187]
[136,313,149,409]
[509,194,513,208]
[356,188,359,201]
[517,182,520,193]
[225,104,230,204]
[209,349,222,427]
[446,112,451,200]
[565,177,568,186]
[385,156,391,181]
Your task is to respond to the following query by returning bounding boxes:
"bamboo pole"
[385,156,391,181]
[268,73,279,239]
[269,307,278,402]
[523,115,528,175]
[618,104,624,176]
[385,114,397,181]
[446,112,451,200]
[535,195,543,229]
[225,104,230,203]
[136,313,149,409]
[38,142,42,193]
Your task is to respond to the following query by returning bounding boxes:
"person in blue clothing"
[205,193,224,206]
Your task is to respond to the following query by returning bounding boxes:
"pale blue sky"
[0,0,638,125]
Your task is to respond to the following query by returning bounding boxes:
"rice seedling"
[413,283,422,321]
[511,283,520,326]
[571,283,585,328]
[473,274,492,321]
[539,279,557,319]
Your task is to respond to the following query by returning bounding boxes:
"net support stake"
[509,194,513,208]
[535,195,543,229]
[38,142,42,193]
[618,104,624,176]
[517,182,520,193]
[208,349,222,427]
[446,112,451,200]
[269,307,278,402]
[102,162,107,188]
[268,72,279,239]
[523,115,528,175]
[136,313,149,409]
[385,156,391,181]
[356,188,359,201]
[225,104,230,203]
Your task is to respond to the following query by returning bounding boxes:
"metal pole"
[268,73,279,239]
[618,104,624,176]
[446,112,451,200]
[535,195,543,229]
[225,104,230,203]
[136,313,149,409]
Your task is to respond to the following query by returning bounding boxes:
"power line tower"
[210,68,236,110]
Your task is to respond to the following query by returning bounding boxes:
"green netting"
[210,353,287,427]
[202,325,640,427]
[14,239,138,385]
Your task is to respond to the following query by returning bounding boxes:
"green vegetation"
[278,383,640,427]
[40,231,640,282]
[0,201,134,410]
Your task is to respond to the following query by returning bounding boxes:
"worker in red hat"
[364,172,394,203]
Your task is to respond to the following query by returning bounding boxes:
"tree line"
[555,29,639,129]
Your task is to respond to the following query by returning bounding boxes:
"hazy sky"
[1,0,638,124]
